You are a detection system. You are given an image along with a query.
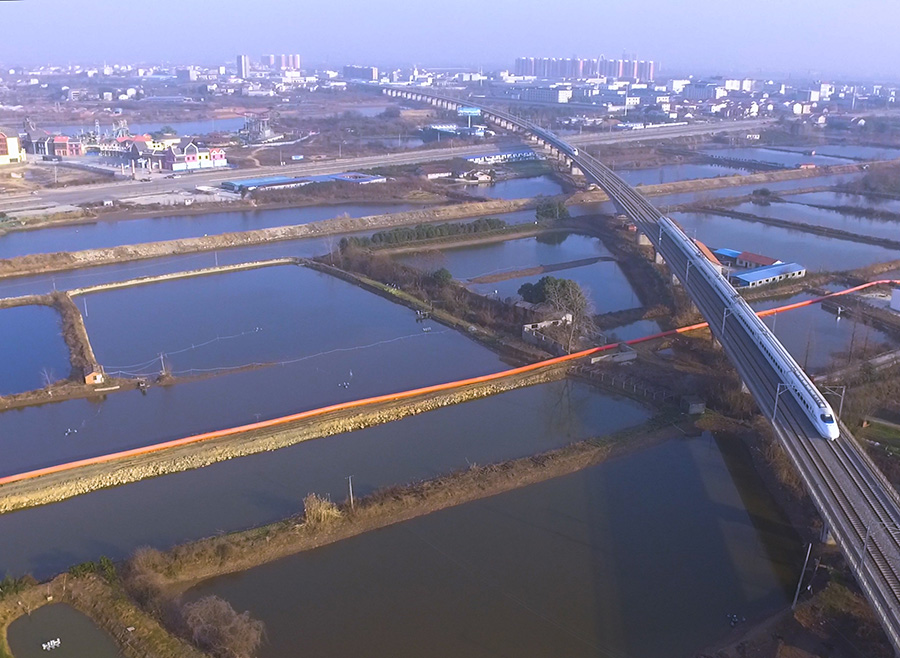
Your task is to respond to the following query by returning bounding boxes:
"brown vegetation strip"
[468,256,614,284]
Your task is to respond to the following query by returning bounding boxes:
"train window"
[821,414,835,424]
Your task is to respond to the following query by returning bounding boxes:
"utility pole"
[792,543,813,609]
[347,475,354,510]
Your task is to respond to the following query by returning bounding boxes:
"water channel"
[0,379,649,578]
[189,433,802,658]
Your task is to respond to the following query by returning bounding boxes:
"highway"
[0,116,772,214]
[389,87,900,651]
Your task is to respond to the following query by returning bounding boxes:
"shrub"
[182,596,265,658]
[303,493,342,527]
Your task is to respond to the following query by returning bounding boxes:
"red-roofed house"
[737,251,781,269]
[695,240,724,275]
[51,135,83,157]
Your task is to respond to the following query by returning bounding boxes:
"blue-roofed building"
[712,248,742,265]
[730,262,807,288]
[221,171,386,193]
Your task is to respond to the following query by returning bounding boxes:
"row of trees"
[535,198,570,221]
[339,217,507,250]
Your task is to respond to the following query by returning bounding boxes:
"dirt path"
[468,256,614,284]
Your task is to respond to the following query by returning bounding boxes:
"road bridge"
[385,85,900,652]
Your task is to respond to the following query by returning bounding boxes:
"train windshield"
[821,413,835,424]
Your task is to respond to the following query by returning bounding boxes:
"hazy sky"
[1,0,896,80]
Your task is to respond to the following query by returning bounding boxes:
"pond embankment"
[0,363,570,514]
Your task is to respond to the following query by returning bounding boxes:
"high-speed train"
[658,217,840,440]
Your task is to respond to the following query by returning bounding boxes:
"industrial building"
[221,171,386,193]
[343,65,378,81]
[730,262,806,288]
[465,150,539,165]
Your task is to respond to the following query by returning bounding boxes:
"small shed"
[681,395,706,415]
[84,366,106,386]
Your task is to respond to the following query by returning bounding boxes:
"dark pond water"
[6,604,121,658]
[190,433,802,658]
[602,318,663,342]
[731,199,900,243]
[0,305,70,395]
[617,163,745,187]
[750,292,896,374]
[463,175,564,200]
[395,233,641,313]
[0,379,649,578]
[668,211,900,271]
[0,266,509,477]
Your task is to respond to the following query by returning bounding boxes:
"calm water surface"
[0,305,70,394]
[779,144,900,161]
[617,163,744,187]
[0,266,509,477]
[0,203,425,259]
[190,434,801,658]
[668,211,900,271]
[702,147,848,167]
[0,379,649,577]
[751,292,895,374]
[464,175,564,200]
[731,200,900,243]
[6,604,121,658]
[396,233,641,313]
[790,190,900,215]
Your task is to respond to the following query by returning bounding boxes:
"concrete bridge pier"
[821,522,836,546]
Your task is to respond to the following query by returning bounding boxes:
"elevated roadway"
[387,86,900,652]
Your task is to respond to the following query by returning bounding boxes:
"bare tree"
[182,596,265,658]
[544,279,597,353]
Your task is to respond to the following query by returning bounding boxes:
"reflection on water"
[0,379,649,578]
[465,175,564,200]
[396,233,641,313]
[617,163,744,186]
[7,604,120,658]
[732,199,900,243]
[751,292,895,374]
[190,434,801,658]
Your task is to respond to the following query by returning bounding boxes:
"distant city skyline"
[0,0,897,81]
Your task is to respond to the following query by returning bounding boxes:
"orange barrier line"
[1,279,896,488]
